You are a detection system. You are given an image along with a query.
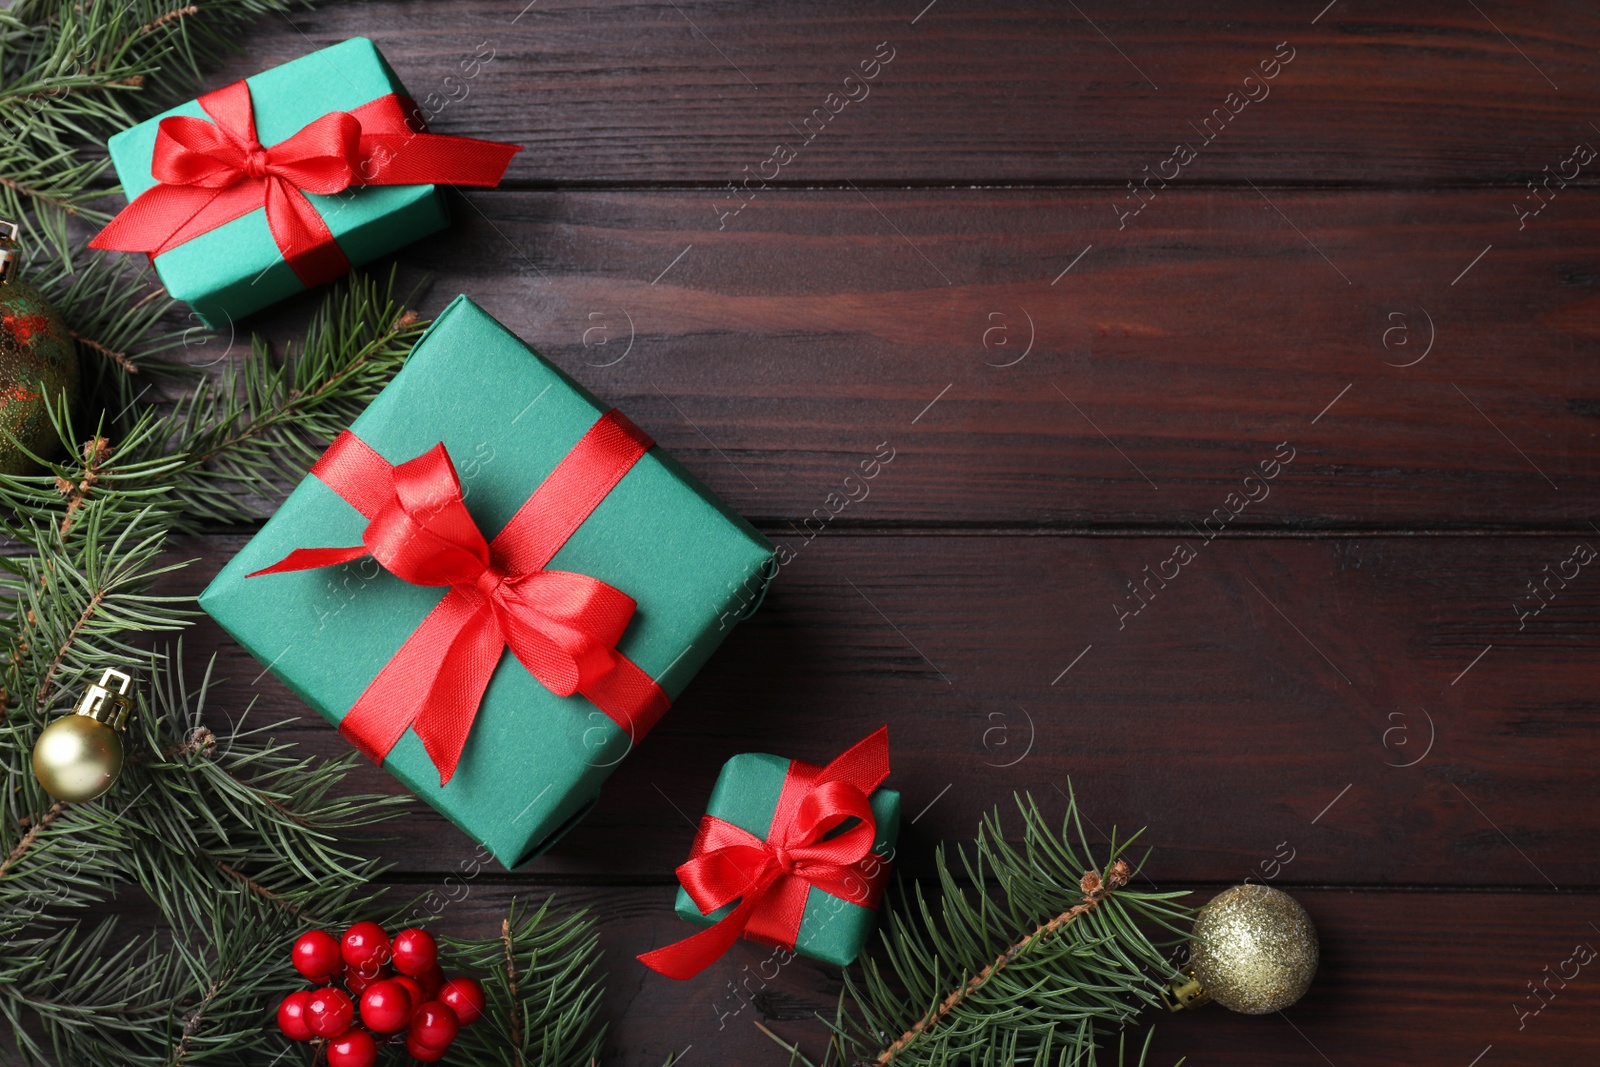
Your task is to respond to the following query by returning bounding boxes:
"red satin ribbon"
[90,79,520,287]
[249,409,670,785]
[638,727,893,980]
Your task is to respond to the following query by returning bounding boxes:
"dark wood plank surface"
[397,886,1600,1067]
[113,2,1600,1064]
[184,532,1600,888]
[358,187,1600,528]
[219,1,1600,185]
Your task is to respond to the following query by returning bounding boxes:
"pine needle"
[836,791,1195,1067]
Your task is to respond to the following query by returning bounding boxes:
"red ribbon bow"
[90,80,520,288]
[249,410,670,784]
[638,727,893,980]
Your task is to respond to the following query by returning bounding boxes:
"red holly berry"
[291,930,342,982]
[342,961,391,996]
[439,976,485,1026]
[275,990,314,1041]
[359,978,413,1033]
[326,1027,378,1067]
[417,963,446,1000]
[409,1000,460,1050]
[340,921,391,972]
[391,927,438,977]
[304,987,355,1038]
[392,974,425,1009]
[405,1033,449,1061]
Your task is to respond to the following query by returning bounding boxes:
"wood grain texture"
[177,531,1600,888]
[215,0,1600,185]
[238,185,1598,529]
[350,883,1599,1067]
[76,3,1600,1063]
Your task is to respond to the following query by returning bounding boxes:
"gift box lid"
[200,295,775,868]
[673,750,901,967]
[105,37,446,326]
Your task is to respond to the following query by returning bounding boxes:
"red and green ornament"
[0,220,78,475]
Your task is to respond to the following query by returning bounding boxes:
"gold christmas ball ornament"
[32,668,135,803]
[0,219,79,475]
[1166,883,1318,1015]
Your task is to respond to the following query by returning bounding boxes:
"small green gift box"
[670,740,900,968]
[99,38,515,328]
[200,296,775,868]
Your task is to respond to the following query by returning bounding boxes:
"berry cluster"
[278,922,485,1065]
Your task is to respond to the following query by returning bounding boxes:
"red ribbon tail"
[637,895,761,981]
[358,132,521,187]
[264,177,352,287]
[91,183,232,256]
[337,587,488,775]
[819,725,891,788]
[247,545,369,577]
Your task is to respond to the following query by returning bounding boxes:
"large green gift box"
[200,296,775,868]
[674,751,901,967]
[103,38,453,328]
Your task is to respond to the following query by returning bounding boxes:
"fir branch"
[879,859,1132,1064]
[70,330,139,375]
[503,916,526,1067]
[440,899,607,1067]
[839,792,1195,1067]
[0,803,64,881]
[138,6,200,40]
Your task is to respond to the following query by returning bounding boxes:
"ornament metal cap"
[74,668,134,731]
[0,219,19,286]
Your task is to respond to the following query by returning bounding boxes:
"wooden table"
[193,3,1600,1062]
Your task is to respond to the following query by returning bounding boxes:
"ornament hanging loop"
[0,219,20,286]
[75,668,134,730]
[1162,970,1211,1012]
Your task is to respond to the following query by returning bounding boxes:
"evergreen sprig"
[1,0,311,259]
[440,898,609,1067]
[836,792,1194,1067]
[0,3,608,1064]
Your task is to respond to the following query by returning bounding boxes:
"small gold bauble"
[1187,883,1318,1014]
[31,714,124,803]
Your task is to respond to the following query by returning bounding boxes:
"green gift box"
[199,295,775,868]
[673,750,901,967]
[103,37,456,328]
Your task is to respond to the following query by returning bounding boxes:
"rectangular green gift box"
[200,295,775,868]
[674,752,900,966]
[105,37,448,328]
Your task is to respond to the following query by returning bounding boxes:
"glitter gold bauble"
[1184,884,1318,1014]
[31,668,135,803]
[0,220,79,475]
